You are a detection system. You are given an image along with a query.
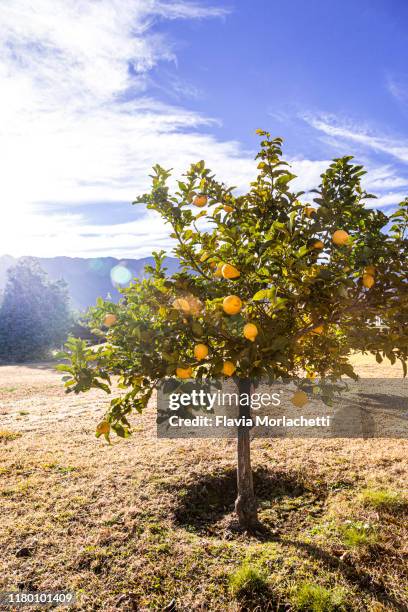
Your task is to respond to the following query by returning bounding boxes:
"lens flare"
[110,264,132,286]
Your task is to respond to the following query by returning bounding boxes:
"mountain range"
[0,255,179,311]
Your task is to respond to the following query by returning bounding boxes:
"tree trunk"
[234,377,258,530]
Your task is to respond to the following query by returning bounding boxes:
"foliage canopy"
[0,258,71,362]
[59,132,408,439]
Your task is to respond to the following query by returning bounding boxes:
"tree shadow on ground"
[358,392,408,412]
[173,466,326,537]
[171,467,407,609]
[287,538,407,612]
[232,589,285,612]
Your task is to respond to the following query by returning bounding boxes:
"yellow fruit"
[221,263,240,279]
[193,195,207,207]
[222,361,236,376]
[306,371,316,379]
[312,325,324,335]
[332,230,350,246]
[214,262,224,277]
[223,205,234,213]
[96,420,110,435]
[223,295,242,315]
[103,313,117,327]
[176,366,193,379]
[243,323,258,342]
[186,295,203,316]
[172,298,191,313]
[194,343,209,361]
[362,273,375,289]
[364,265,376,276]
[291,390,308,408]
[304,206,316,218]
[312,240,324,250]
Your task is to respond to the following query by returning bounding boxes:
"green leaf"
[55,364,74,373]
[252,287,276,302]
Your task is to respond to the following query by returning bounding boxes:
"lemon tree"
[59,131,408,530]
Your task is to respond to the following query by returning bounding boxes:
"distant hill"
[0,255,179,311]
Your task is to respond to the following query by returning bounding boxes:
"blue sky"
[1,0,407,258]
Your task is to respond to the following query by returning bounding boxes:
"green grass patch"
[43,463,78,473]
[148,522,168,536]
[359,488,405,510]
[229,563,268,599]
[340,521,377,548]
[292,581,348,611]
[0,430,22,442]
[309,520,337,538]
[102,513,124,527]
[1,478,34,498]
[54,510,76,523]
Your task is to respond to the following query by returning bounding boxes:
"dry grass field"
[0,354,407,611]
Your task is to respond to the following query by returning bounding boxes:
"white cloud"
[149,1,229,19]
[1,3,403,260]
[305,114,408,165]
[0,0,245,258]
[1,209,174,259]
[301,114,408,210]
[290,159,329,193]
[387,74,408,106]
[363,165,408,191]
[370,192,408,208]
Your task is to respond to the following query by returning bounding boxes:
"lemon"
[172,298,191,313]
[362,273,375,289]
[193,195,207,207]
[214,262,224,278]
[221,264,240,279]
[304,207,316,218]
[223,205,234,213]
[176,366,193,379]
[312,240,324,250]
[96,420,110,435]
[291,390,308,408]
[332,230,350,246]
[364,265,376,276]
[186,295,202,316]
[312,325,324,335]
[103,313,117,327]
[223,295,242,315]
[222,361,236,376]
[194,344,209,361]
[243,323,258,342]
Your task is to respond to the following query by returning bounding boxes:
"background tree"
[60,132,408,530]
[0,258,71,363]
